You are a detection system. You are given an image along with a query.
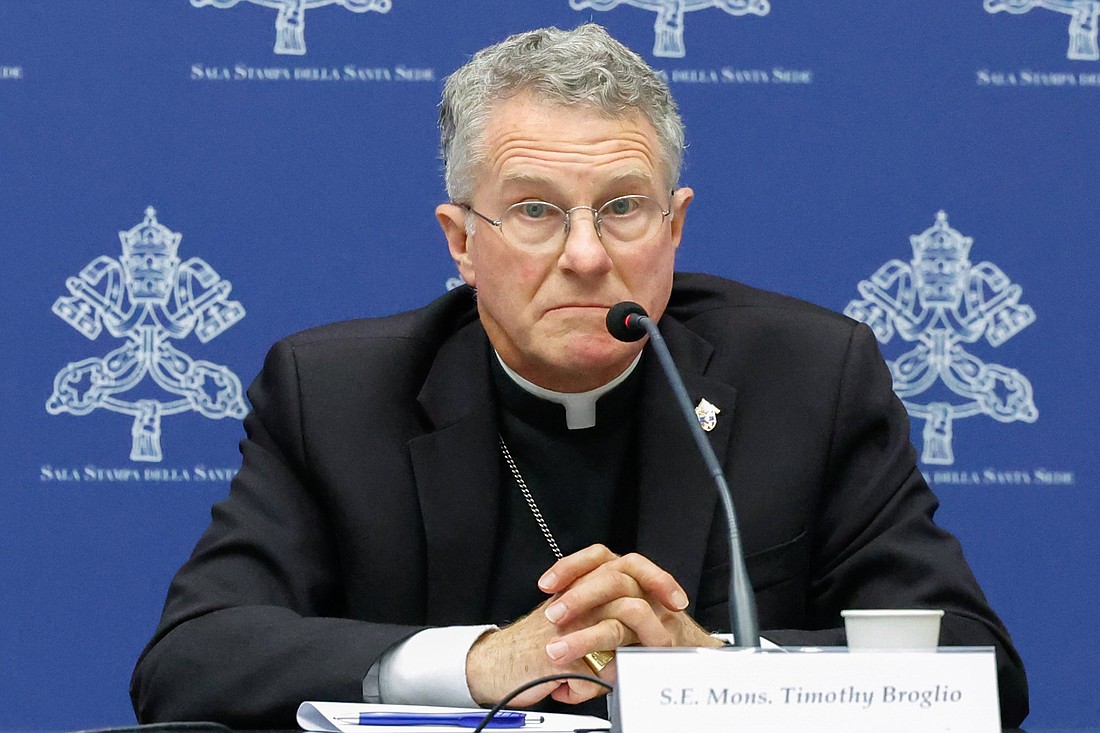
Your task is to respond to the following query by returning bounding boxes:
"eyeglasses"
[459,194,673,251]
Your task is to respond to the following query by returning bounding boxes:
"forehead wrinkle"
[490,125,657,152]
[488,143,658,171]
[498,168,655,187]
[477,99,666,196]
[487,149,660,199]
[484,119,660,164]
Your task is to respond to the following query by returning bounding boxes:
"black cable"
[471,673,614,733]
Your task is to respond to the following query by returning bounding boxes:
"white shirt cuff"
[377,625,497,707]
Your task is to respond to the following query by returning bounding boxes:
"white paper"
[297,700,610,733]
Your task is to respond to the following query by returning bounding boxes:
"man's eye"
[606,197,639,216]
[520,202,550,218]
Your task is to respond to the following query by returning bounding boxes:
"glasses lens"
[495,196,666,249]
[500,201,566,248]
[598,196,664,245]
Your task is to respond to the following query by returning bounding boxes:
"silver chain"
[498,435,564,560]
[500,435,619,674]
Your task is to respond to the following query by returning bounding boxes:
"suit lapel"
[407,314,739,623]
[409,323,502,625]
[635,317,738,609]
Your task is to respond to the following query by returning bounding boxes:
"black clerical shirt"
[487,352,644,626]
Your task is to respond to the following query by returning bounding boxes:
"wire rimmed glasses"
[459,194,673,251]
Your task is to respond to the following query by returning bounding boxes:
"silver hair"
[439,23,685,204]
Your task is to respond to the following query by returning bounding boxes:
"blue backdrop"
[1,1,1097,728]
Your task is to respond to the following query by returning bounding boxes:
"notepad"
[297,701,611,733]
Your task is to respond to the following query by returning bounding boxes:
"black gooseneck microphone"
[606,301,761,649]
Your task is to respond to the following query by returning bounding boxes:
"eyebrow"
[497,170,657,197]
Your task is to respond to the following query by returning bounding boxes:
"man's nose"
[559,208,613,274]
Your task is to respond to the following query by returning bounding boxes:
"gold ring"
[582,650,616,674]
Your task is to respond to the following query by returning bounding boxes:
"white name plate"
[613,646,1000,733]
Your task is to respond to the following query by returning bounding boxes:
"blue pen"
[337,711,540,728]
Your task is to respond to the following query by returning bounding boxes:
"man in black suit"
[131,23,1027,727]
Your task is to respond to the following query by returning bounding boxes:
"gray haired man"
[132,24,1028,728]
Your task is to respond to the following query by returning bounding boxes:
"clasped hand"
[465,544,722,707]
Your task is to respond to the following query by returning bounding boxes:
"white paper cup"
[841,609,944,650]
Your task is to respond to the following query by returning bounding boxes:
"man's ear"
[669,186,694,249]
[436,203,476,287]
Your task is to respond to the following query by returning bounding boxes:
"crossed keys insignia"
[191,0,392,56]
[47,207,248,462]
[986,0,1100,61]
[569,0,770,58]
[844,212,1038,465]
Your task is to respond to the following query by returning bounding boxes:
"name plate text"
[613,646,999,732]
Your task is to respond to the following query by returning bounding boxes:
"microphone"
[606,301,760,650]
[605,301,648,342]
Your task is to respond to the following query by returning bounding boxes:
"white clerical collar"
[494,351,643,430]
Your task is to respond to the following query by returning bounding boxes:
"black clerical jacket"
[130,272,1028,728]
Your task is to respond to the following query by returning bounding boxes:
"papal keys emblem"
[191,0,392,56]
[569,0,770,58]
[844,211,1038,466]
[47,207,248,462]
[985,0,1099,61]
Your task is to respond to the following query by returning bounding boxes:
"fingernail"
[538,571,557,590]
[546,640,568,661]
[544,602,566,623]
[672,590,689,610]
